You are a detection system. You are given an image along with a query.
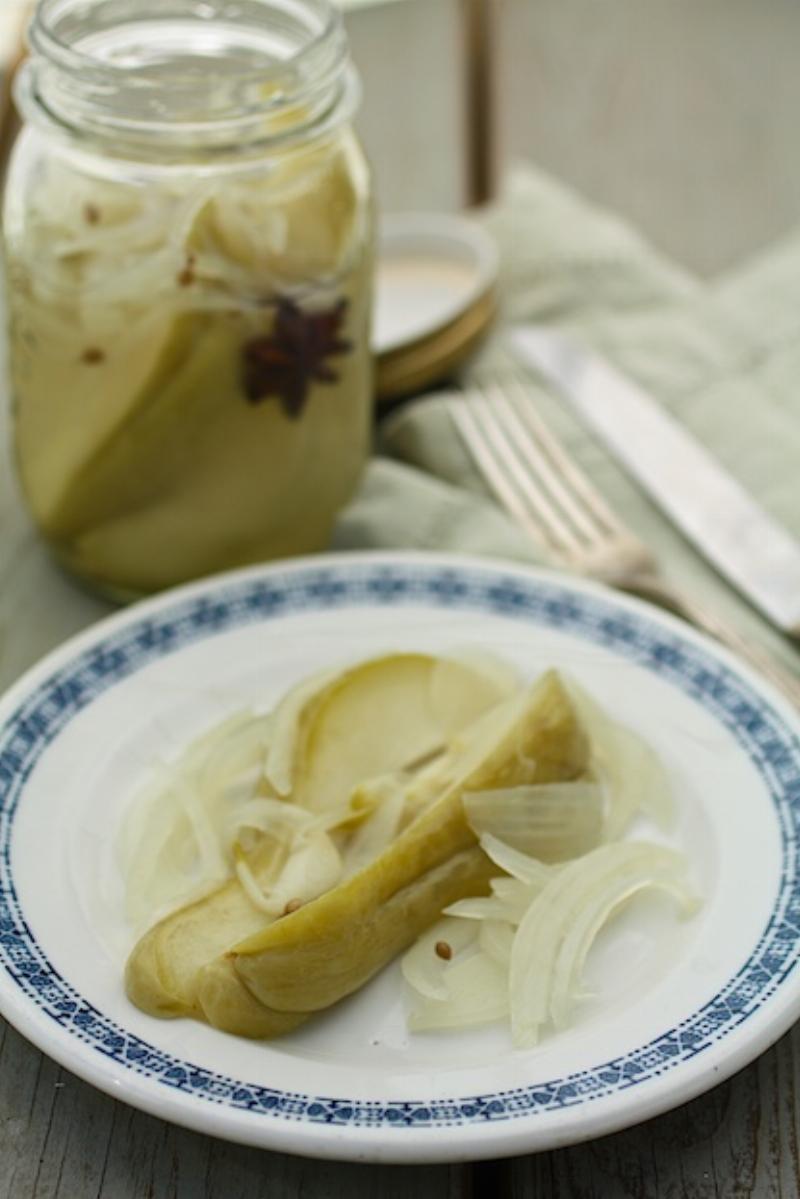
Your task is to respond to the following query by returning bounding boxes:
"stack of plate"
[373,213,499,403]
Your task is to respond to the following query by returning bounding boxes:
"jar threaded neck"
[17,0,358,162]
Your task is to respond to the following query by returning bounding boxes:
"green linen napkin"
[333,163,800,681]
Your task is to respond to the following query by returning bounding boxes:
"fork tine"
[483,379,603,546]
[448,398,555,549]
[465,386,587,559]
[504,373,629,541]
[454,379,800,712]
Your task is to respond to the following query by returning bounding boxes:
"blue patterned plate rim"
[0,551,799,1163]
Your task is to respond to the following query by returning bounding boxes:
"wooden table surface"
[1,446,798,1199]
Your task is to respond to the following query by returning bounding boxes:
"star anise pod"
[242,297,352,419]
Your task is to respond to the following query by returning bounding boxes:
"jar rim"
[28,0,339,81]
[16,0,359,163]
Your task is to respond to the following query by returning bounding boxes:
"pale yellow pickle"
[5,0,373,598]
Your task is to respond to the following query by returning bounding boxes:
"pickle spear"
[231,670,587,1018]
[124,835,287,1020]
[125,668,587,1038]
[125,652,512,1027]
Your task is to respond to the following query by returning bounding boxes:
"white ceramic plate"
[373,214,498,355]
[1,552,799,1164]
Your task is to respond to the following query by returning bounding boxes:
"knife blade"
[511,325,800,636]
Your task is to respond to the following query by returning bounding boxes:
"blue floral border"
[1,561,799,1131]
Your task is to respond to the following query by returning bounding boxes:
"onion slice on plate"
[405,838,698,1048]
[509,842,697,1047]
[463,781,604,862]
[401,917,478,1001]
[566,679,674,837]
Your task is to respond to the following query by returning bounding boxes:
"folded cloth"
[333,163,800,680]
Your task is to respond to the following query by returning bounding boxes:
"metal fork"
[450,376,800,708]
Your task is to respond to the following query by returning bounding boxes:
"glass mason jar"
[4,0,373,599]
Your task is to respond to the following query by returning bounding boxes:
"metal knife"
[511,325,800,637]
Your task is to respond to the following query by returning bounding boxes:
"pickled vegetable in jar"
[4,0,373,599]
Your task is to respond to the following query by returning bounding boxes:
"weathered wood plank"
[6,1011,800,1198]
[0,1018,474,1199]
[505,1026,800,1199]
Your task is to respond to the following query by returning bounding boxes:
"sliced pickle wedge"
[230,671,587,1019]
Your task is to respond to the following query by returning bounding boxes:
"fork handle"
[618,574,800,709]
